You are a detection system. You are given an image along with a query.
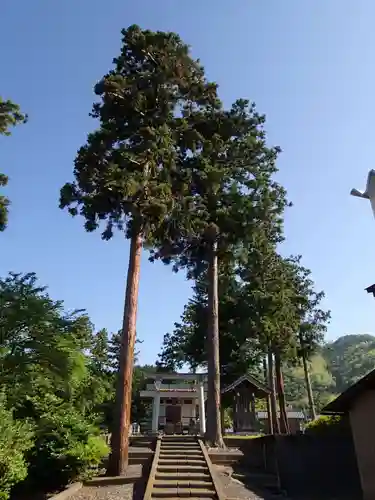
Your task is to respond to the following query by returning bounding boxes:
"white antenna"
[350,170,375,219]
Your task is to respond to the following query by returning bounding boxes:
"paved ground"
[215,465,284,500]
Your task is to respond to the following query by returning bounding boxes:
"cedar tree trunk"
[275,349,290,434]
[267,347,280,434]
[263,357,273,434]
[205,229,224,447]
[107,230,143,476]
[301,346,316,420]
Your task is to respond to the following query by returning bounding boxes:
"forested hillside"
[283,334,375,412]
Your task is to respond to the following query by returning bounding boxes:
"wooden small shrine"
[222,374,271,433]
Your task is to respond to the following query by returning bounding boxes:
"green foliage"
[0,272,120,495]
[0,97,27,231]
[282,354,337,412]
[278,334,375,412]
[158,251,330,387]
[0,272,93,414]
[0,98,27,136]
[0,398,34,500]
[0,268,159,496]
[305,414,350,437]
[222,407,233,430]
[158,265,263,383]
[0,173,9,232]
[151,99,288,278]
[323,335,375,393]
[26,402,108,490]
[59,25,217,242]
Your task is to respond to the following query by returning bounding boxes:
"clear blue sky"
[2,0,375,365]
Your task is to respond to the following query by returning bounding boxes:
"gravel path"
[70,483,135,500]
[69,465,146,500]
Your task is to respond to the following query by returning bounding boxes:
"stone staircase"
[146,436,220,499]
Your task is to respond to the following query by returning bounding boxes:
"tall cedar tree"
[242,251,330,432]
[287,257,331,420]
[0,97,27,230]
[59,25,218,473]
[240,244,308,434]
[152,101,288,446]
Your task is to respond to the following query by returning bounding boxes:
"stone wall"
[226,434,362,499]
[274,434,361,499]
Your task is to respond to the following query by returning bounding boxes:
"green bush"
[305,414,350,437]
[26,403,109,491]
[0,399,34,500]
[222,408,233,430]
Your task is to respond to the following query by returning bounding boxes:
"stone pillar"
[152,392,160,433]
[198,380,206,435]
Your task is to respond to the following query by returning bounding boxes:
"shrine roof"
[145,372,207,381]
[222,374,270,395]
[158,388,197,392]
[257,410,305,419]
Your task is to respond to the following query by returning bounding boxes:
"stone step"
[160,446,201,452]
[162,437,197,440]
[154,480,215,489]
[158,459,206,466]
[159,454,203,460]
[160,450,202,455]
[161,441,199,445]
[161,449,200,453]
[157,465,208,474]
[161,449,201,454]
[160,440,199,448]
[161,441,198,445]
[161,439,197,443]
[161,441,199,444]
[155,472,211,482]
[151,487,216,498]
[159,456,204,461]
[161,446,200,451]
[161,445,200,449]
[151,498,216,500]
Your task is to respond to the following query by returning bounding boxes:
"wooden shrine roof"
[221,373,270,396]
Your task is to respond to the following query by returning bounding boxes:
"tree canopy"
[59,24,218,242]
